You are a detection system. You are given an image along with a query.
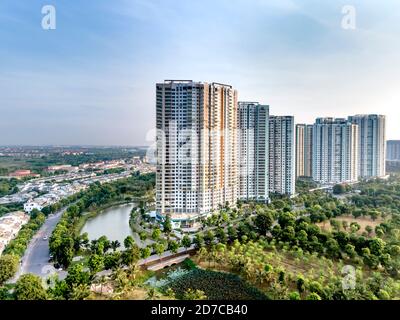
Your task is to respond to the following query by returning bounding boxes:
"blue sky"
[1,0,399,145]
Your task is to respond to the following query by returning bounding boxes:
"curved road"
[10,207,68,283]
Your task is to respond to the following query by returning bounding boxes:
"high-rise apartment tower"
[238,102,269,202]
[156,80,238,226]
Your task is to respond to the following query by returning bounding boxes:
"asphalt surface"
[10,208,68,283]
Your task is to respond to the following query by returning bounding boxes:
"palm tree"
[197,247,208,264]
[111,240,121,252]
[90,239,98,253]
[127,263,141,284]
[70,284,90,300]
[112,267,129,293]
[146,288,160,300]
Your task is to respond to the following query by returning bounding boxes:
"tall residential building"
[387,140,400,160]
[269,116,295,195]
[238,102,269,202]
[312,118,359,184]
[156,80,238,227]
[295,124,313,178]
[348,115,386,178]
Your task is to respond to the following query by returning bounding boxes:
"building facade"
[387,140,400,161]
[269,116,295,195]
[348,114,386,178]
[295,124,313,178]
[238,102,269,202]
[312,118,359,184]
[156,80,238,226]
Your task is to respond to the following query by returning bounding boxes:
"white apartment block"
[296,124,313,178]
[238,102,269,202]
[269,116,295,195]
[156,80,238,226]
[23,200,45,213]
[312,118,359,184]
[348,114,386,178]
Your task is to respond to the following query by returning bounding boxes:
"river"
[80,203,150,248]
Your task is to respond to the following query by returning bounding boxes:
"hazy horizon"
[1,0,400,145]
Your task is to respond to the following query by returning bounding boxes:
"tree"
[378,289,390,300]
[271,225,282,238]
[140,247,152,259]
[193,234,205,249]
[65,264,90,289]
[350,222,361,233]
[146,287,160,300]
[281,226,296,242]
[204,230,215,246]
[326,238,340,258]
[278,269,285,284]
[69,283,91,300]
[296,275,306,293]
[307,292,322,300]
[330,219,341,231]
[368,238,386,256]
[122,244,141,266]
[289,291,301,300]
[30,208,41,219]
[14,274,47,300]
[154,242,166,256]
[124,236,135,249]
[345,244,356,258]
[375,226,385,238]
[110,240,121,252]
[369,210,380,221]
[112,268,129,292]
[183,288,207,300]
[88,254,104,274]
[0,254,19,285]
[215,227,227,243]
[80,233,90,250]
[165,287,175,298]
[168,240,179,253]
[139,232,147,241]
[163,214,173,234]
[152,228,162,241]
[181,235,192,249]
[227,226,238,241]
[104,252,121,270]
[296,229,308,245]
[333,184,346,195]
[57,236,74,267]
[389,245,400,256]
[254,211,274,235]
[278,212,296,228]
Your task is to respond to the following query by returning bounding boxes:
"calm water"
[80,203,136,248]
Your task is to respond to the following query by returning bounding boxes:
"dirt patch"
[317,215,385,236]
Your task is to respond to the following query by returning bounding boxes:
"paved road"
[10,208,68,283]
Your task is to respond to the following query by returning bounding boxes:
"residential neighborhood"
[0,157,155,213]
[0,211,30,255]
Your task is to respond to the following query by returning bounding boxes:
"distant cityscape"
[155,80,390,228]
